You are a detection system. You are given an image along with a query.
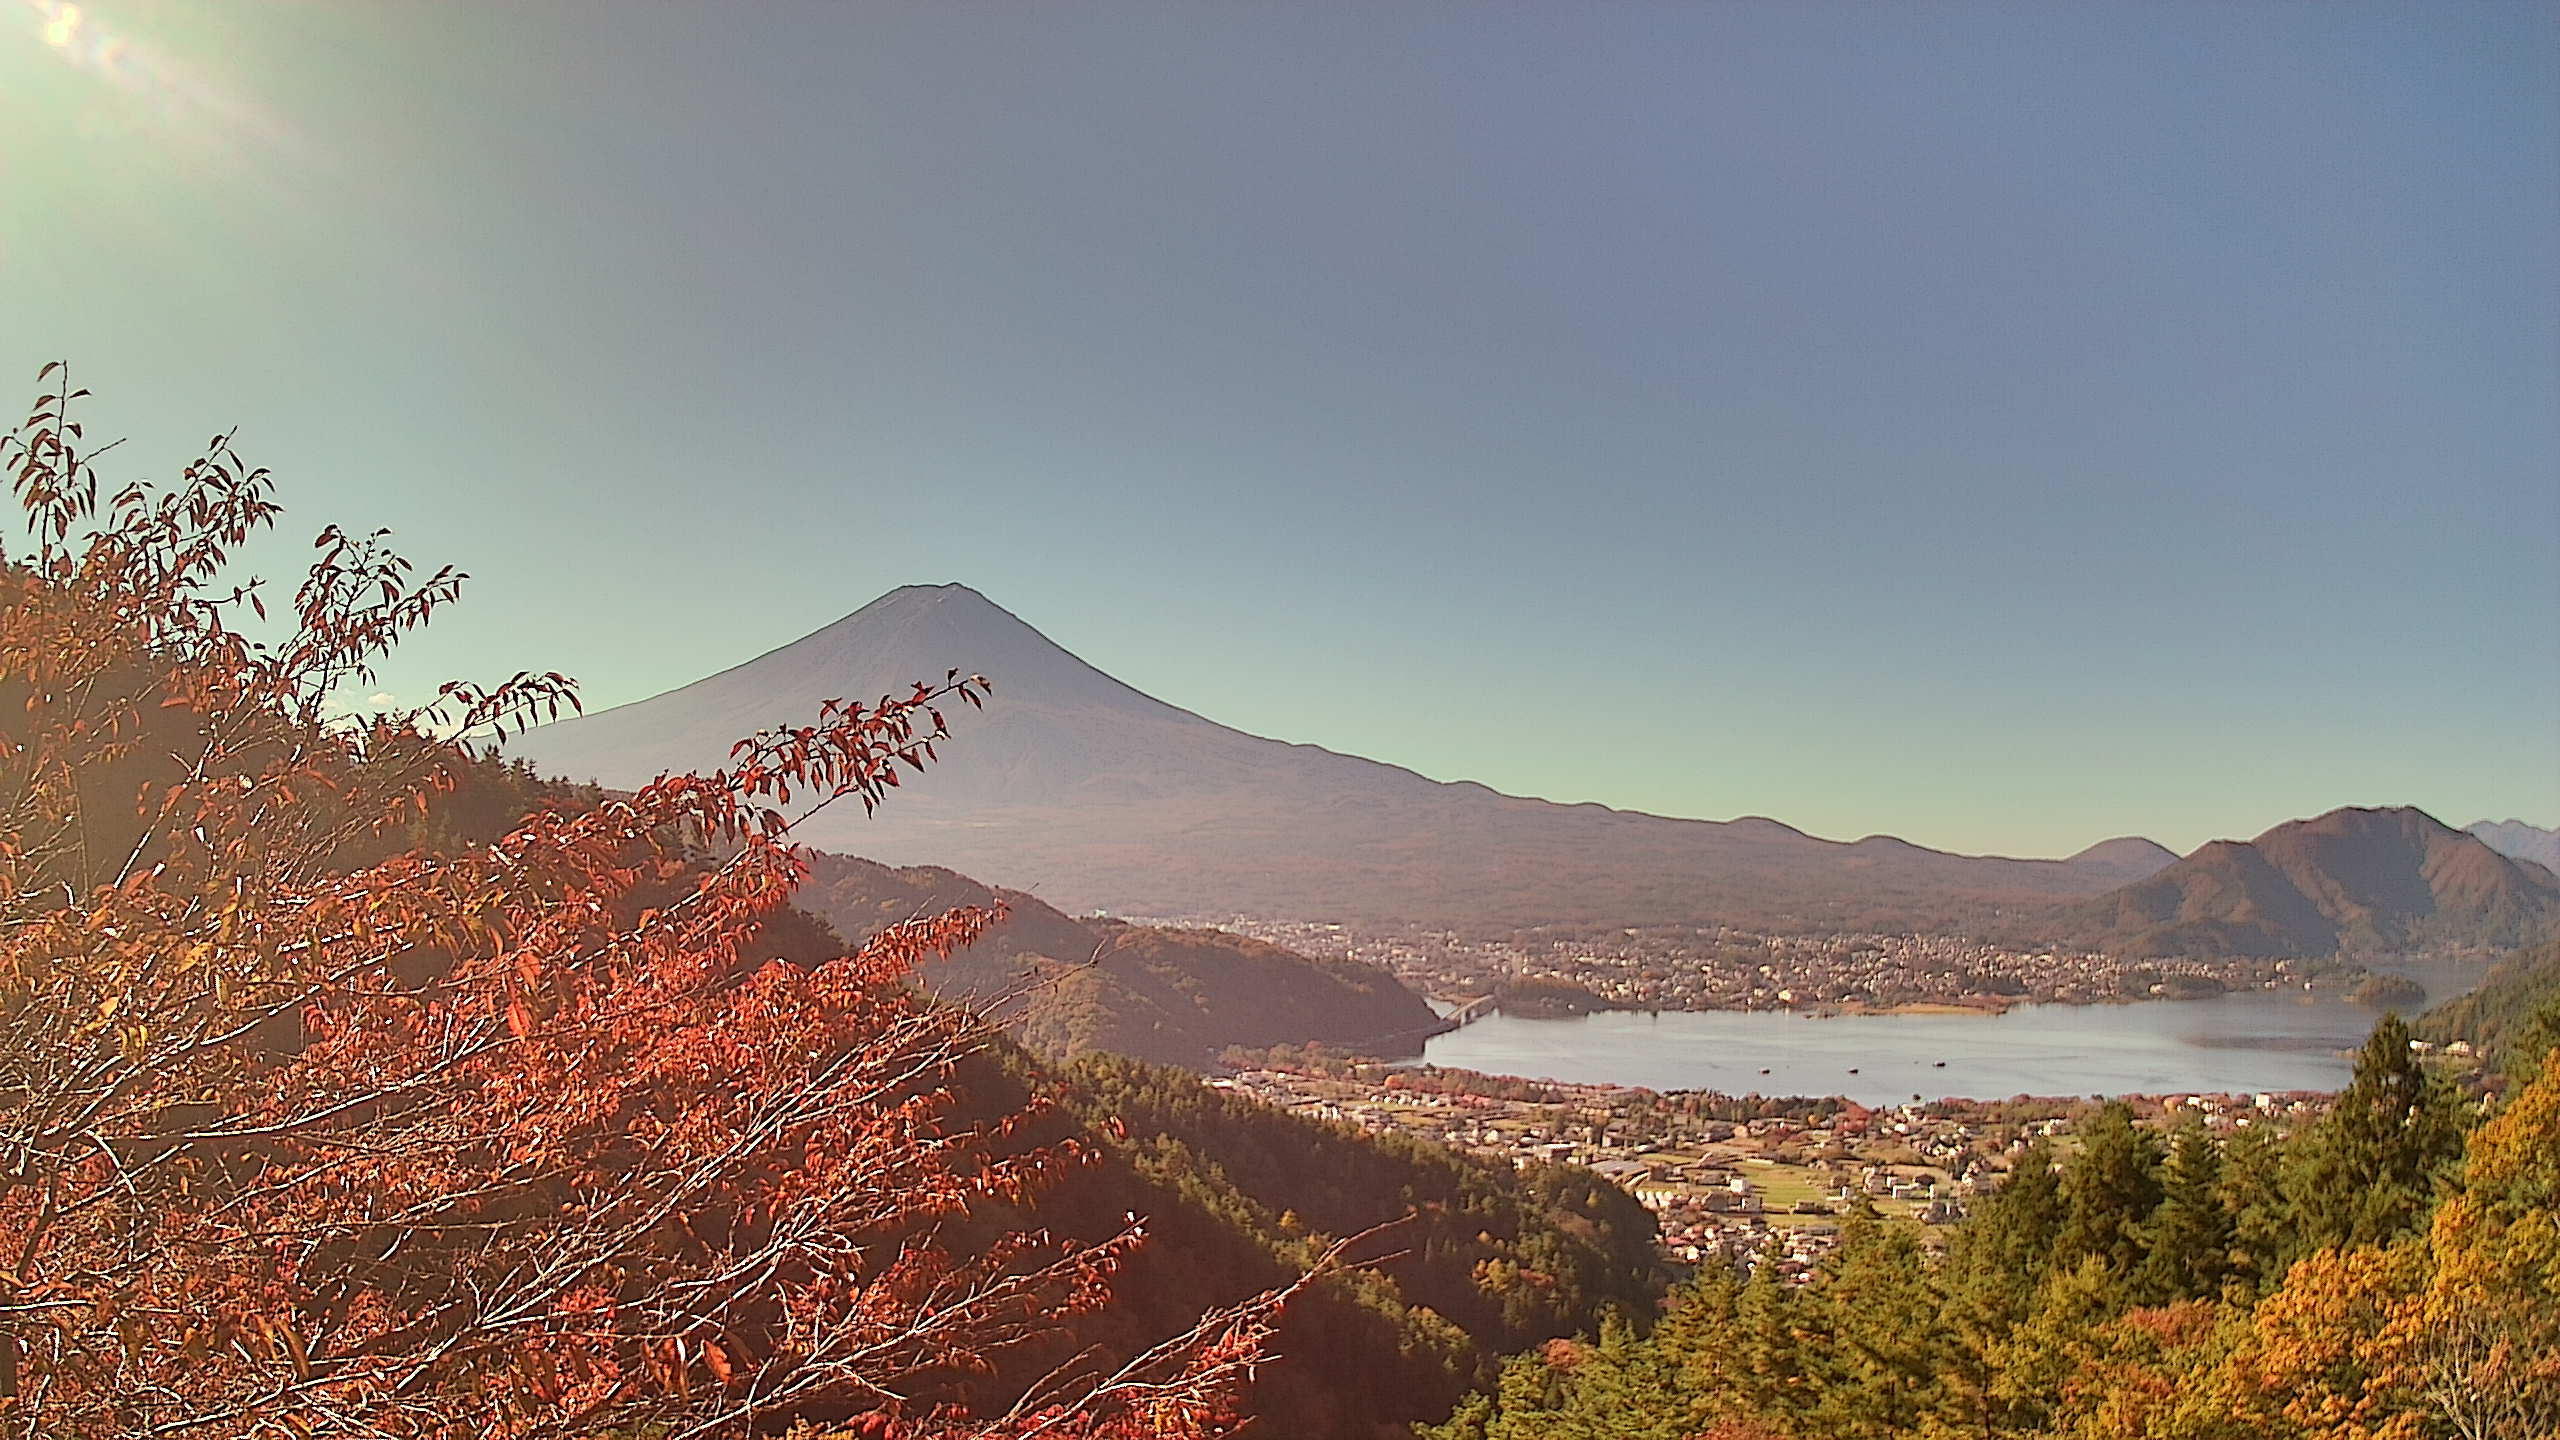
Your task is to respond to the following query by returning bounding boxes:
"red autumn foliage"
[0,366,1289,1438]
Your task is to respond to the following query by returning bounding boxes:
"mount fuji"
[502,584,2175,935]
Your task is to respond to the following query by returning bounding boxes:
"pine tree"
[1983,1256,2120,1435]
[1950,1141,2065,1304]
[1808,1215,1954,1438]
[1734,1256,1814,1426]
[1547,1314,1702,1440]
[2137,1121,2235,1303]
[1656,1261,1749,1415]
[2283,1014,2464,1259]
[2054,1103,2166,1287]
[1938,1140,2066,1429]
[2217,1122,2292,1300]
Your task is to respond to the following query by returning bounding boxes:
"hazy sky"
[8,2,2555,857]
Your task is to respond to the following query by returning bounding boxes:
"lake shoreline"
[1433,960,2468,1024]
[1442,992,2288,1022]
[1413,974,2484,1104]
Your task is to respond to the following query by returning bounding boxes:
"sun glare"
[16,0,311,183]
[24,1,120,77]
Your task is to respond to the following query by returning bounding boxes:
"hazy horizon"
[10,1,2555,856]
[539,577,2546,863]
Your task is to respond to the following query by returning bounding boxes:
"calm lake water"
[1419,962,2486,1103]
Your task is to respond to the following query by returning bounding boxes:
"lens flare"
[24,1,148,88]
[17,0,316,182]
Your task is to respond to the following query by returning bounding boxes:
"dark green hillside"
[1039,1054,1664,1438]
[794,851,1443,1066]
[2416,938,2560,1075]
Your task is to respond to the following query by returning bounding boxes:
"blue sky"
[7,2,2554,855]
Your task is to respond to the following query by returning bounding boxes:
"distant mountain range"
[2058,807,2560,959]
[2469,819,2560,875]
[794,850,1441,1066]
[505,584,2175,937]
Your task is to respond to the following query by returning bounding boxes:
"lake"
[1418,963,2484,1103]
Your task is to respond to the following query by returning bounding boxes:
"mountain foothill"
[794,850,1444,1068]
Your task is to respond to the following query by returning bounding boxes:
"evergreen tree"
[1734,1255,1814,1426]
[1948,1141,2065,1307]
[2216,1122,2292,1299]
[1421,1320,1705,1440]
[1983,1256,2120,1436]
[1938,1141,2066,1429]
[1807,1214,1954,1438]
[1422,1389,1499,1440]
[1655,1260,1749,1417]
[2282,1013,2463,1259]
[1462,1350,1568,1440]
[2137,1121,2235,1303]
[1547,1314,1702,1440]
[2054,1102,2166,1285]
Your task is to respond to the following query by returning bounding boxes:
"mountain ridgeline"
[506,584,2175,937]
[795,851,1443,1067]
[2470,817,2560,875]
[2057,806,2560,960]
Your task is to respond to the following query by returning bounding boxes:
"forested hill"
[793,850,1444,1066]
[2417,936,2560,1071]
[425,753,1449,1069]
[1033,1053,1664,1438]
[2056,805,2560,958]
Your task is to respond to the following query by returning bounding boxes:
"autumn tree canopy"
[0,366,1287,1439]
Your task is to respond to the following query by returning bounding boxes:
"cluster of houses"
[1211,1070,2006,1276]
[1211,1062,2339,1278]
[1162,913,2285,1013]
[1619,1156,1975,1274]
